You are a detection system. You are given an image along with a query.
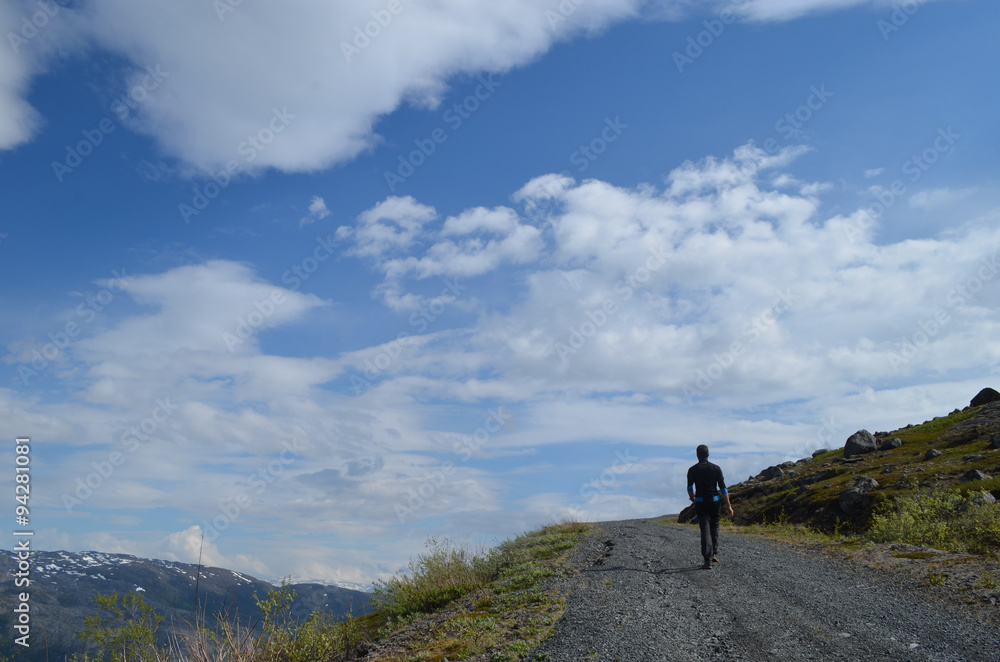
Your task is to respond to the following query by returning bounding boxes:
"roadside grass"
[101,521,592,661]
[369,521,590,661]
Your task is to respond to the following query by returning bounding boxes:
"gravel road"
[529,519,1000,661]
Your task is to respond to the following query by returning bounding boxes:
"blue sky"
[1,0,998,584]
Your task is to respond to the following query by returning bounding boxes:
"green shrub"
[868,489,1000,556]
[77,591,164,662]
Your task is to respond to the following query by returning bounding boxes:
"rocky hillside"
[0,550,371,661]
[680,388,1000,533]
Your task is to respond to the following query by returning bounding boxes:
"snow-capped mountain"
[1,549,371,661]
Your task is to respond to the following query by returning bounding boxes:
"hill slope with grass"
[680,389,1000,547]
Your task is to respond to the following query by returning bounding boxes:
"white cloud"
[864,167,885,178]
[0,1,56,149]
[343,142,1000,423]
[78,260,327,358]
[300,195,331,227]
[2,0,954,171]
[162,526,273,576]
[909,186,977,210]
[735,0,949,23]
[4,0,645,172]
[383,207,544,279]
[343,197,545,309]
[342,195,438,260]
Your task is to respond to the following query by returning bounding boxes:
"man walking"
[686,444,733,569]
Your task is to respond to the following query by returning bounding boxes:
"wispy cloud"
[300,195,331,227]
[909,186,977,210]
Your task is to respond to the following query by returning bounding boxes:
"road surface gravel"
[529,519,999,661]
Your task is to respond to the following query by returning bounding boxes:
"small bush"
[77,591,164,662]
[868,489,1000,556]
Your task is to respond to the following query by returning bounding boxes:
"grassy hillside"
[694,395,1000,538]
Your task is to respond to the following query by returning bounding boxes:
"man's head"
[696,444,709,461]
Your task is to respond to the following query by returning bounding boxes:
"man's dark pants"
[695,500,721,562]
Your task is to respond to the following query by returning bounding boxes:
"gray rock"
[972,490,997,506]
[855,476,879,491]
[963,454,984,463]
[811,448,829,458]
[971,387,1000,408]
[990,434,1000,450]
[878,437,903,451]
[844,430,878,458]
[924,449,942,461]
[961,469,990,482]
[954,489,997,512]
[839,476,879,514]
[759,465,785,481]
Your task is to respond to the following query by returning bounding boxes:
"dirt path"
[529,519,999,661]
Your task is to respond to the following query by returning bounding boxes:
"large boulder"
[878,437,903,451]
[759,465,785,481]
[844,430,878,458]
[839,476,879,514]
[970,388,1000,408]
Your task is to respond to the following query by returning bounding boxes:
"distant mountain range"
[0,549,372,661]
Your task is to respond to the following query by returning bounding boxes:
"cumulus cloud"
[2,0,955,171]
[341,196,545,310]
[1,0,646,172]
[344,142,1000,418]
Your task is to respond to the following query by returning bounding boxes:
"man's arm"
[717,465,734,517]
[686,467,695,503]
